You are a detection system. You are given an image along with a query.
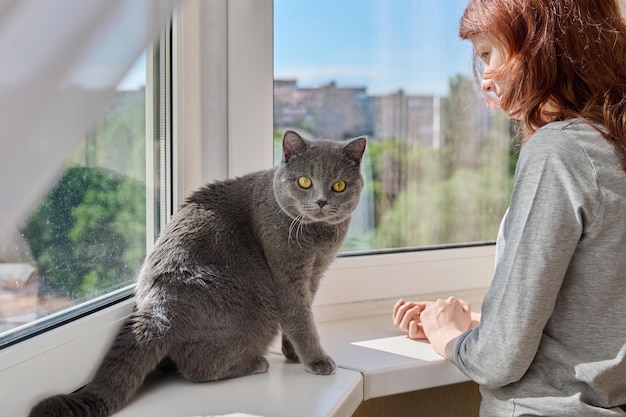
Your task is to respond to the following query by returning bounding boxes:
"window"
[3,1,504,412]
[274,0,514,253]
[0,40,166,349]
[0,0,506,348]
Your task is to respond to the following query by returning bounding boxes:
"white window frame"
[172,0,494,318]
[0,0,494,413]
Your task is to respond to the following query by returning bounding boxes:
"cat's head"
[273,130,366,225]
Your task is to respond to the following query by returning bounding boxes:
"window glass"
[274,0,514,253]
[0,53,159,346]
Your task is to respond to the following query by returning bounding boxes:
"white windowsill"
[111,354,363,417]
[106,313,474,417]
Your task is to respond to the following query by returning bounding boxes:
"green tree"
[22,166,146,300]
[352,75,512,250]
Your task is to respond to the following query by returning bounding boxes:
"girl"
[394,1,626,415]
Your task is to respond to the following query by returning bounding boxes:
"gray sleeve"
[449,127,600,388]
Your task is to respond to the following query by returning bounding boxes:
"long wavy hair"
[459,0,626,169]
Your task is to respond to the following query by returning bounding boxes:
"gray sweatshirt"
[451,119,626,416]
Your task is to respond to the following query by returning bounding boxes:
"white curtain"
[0,0,180,240]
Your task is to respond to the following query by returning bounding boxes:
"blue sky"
[118,53,146,91]
[274,0,474,96]
[119,1,475,96]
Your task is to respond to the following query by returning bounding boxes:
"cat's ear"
[342,136,367,166]
[282,130,307,162]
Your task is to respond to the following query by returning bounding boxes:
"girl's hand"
[420,296,473,359]
[392,299,433,340]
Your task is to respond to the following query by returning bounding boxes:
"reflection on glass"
[274,0,514,253]
[0,57,152,340]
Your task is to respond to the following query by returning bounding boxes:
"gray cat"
[29,130,367,417]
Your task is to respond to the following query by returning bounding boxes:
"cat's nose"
[316,200,328,208]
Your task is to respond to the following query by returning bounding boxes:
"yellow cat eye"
[298,176,312,189]
[332,180,346,192]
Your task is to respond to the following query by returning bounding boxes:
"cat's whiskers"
[276,206,288,218]
[288,213,306,248]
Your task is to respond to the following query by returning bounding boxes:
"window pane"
[0,53,159,345]
[274,0,513,252]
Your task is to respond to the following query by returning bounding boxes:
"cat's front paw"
[305,355,336,375]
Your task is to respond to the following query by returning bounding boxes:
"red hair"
[460,0,626,169]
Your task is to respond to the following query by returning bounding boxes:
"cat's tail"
[28,312,168,417]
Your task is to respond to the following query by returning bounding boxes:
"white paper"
[352,336,444,362]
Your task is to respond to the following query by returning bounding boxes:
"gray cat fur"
[29,130,367,417]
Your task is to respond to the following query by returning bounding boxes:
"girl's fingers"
[399,305,423,331]
[392,299,405,322]
[393,300,436,333]
[394,300,418,327]
[408,319,426,340]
